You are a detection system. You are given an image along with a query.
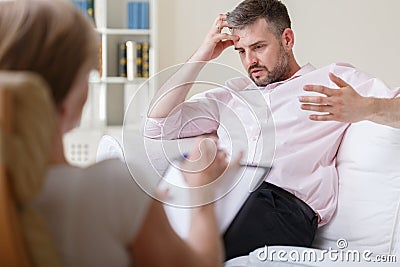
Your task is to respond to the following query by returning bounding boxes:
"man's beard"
[248,46,291,87]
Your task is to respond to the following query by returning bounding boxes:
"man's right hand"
[191,14,239,62]
[147,14,239,119]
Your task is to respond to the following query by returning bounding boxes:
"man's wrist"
[188,53,208,63]
[363,97,378,121]
[189,47,212,63]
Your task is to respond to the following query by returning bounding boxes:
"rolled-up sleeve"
[144,88,231,139]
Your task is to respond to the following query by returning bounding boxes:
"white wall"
[157,0,400,87]
[287,0,400,87]
[157,0,243,73]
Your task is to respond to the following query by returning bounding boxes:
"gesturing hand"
[299,72,371,123]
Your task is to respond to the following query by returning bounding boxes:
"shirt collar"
[263,63,316,91]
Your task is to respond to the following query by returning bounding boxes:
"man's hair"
[227,0,291,39]
[0,0,98,107]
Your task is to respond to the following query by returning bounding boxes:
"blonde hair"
[0,0,98,106]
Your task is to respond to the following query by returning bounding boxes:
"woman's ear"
[281,28,295,50]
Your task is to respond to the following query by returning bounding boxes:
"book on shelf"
[70,0,96,24]
[118,42,127,78]
[98,42,102,76]
[127,1,150,29]
[135,42,143,78]
[140,2,149,29]
[117,41,150,79]
[141,42,149,78]
[86,0,94,22]
[126,41,136,80]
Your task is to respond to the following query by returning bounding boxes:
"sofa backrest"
[313,121,400,258]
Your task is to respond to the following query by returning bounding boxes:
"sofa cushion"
[313,121,400,255]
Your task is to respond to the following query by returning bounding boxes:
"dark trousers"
[223,182,318,261]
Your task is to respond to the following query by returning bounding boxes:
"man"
[145,0,398,260]
[299,72,400,128]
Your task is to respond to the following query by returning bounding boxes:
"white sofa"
[97,120,400,266]
[226,121,400,266]
[315,121,400,253]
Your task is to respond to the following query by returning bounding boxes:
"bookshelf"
[93,0,157,127]
[70,0,157,128]
[65,0,158,167]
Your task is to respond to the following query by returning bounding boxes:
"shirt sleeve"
[331,63,400,98]
[144,87,232,139]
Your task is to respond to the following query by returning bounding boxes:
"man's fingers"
[300,104,332,113]
[213,14,230,32]
[303,85,337,97]
[309,113,335,121]
[217,33,239,41]
[299,95,325,104]
[329,72,350,88]
[221,40,235,50]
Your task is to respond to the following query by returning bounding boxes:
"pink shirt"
[145,63,399,225]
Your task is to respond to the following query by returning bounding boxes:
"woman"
[0,0,233,266]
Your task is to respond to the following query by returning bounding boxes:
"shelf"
[96,28,150,36]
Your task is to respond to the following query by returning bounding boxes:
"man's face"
[233,18,292,87]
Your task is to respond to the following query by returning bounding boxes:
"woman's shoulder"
[47,159,128,180]
[36,161,152,266]
[45,159,149,201]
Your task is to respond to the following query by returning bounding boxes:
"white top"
[33,159,151,267]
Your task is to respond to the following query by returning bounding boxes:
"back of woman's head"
[0,0,98,106]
